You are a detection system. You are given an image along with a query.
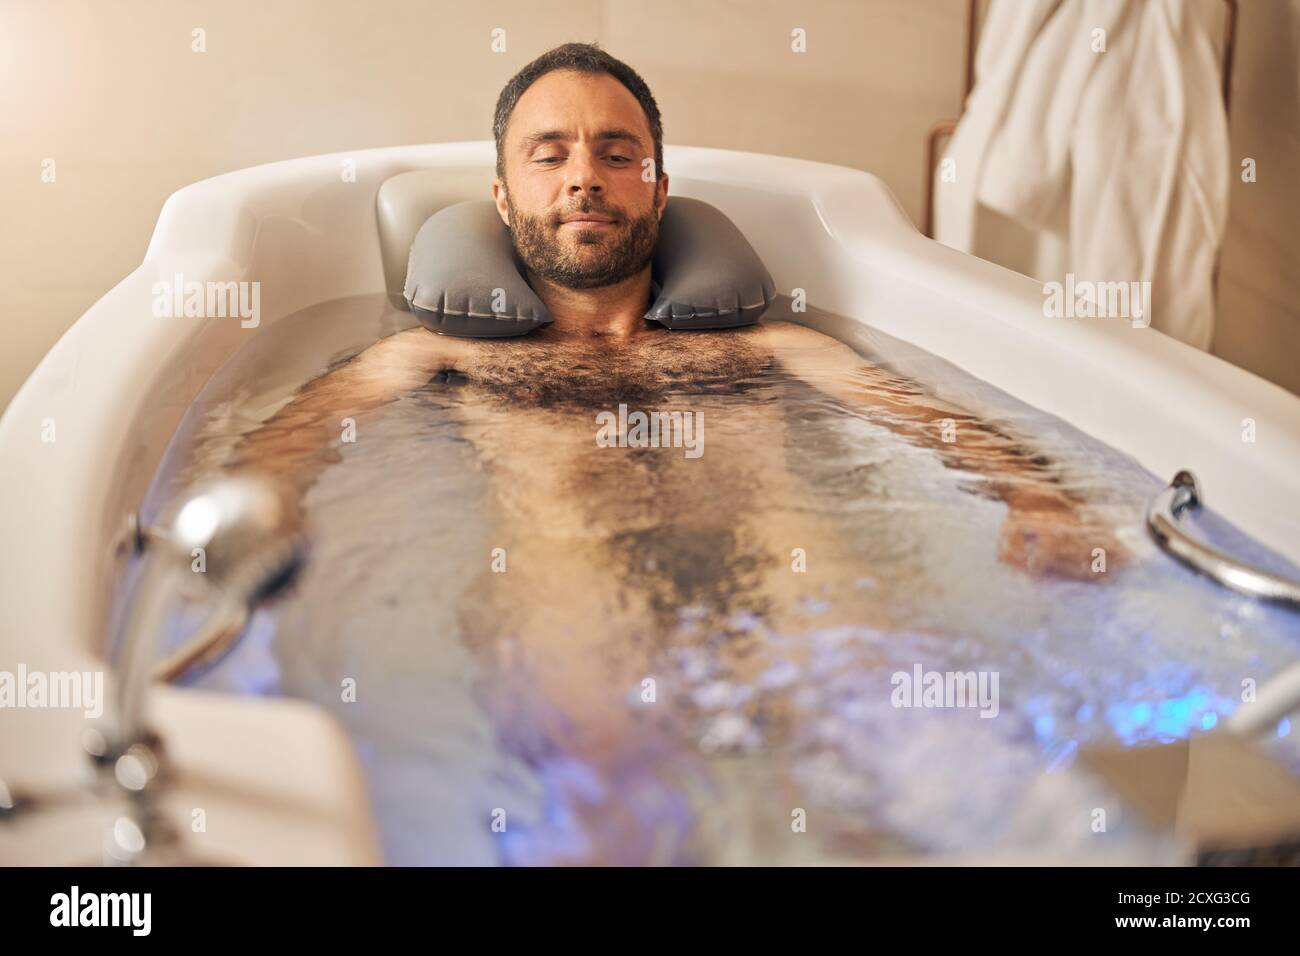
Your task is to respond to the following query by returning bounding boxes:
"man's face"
[494,70,667,290]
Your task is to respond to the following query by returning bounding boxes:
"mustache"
[554,200,622,224]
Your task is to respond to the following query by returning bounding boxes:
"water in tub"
[120,292,1300,865]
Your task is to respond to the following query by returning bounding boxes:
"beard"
[506,192,659,290]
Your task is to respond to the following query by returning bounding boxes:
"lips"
[560,214,616,225]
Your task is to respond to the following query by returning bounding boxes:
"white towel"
[934,0,1230,350]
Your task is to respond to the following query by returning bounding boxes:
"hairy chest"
[452,330,773,406]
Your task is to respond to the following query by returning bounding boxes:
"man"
[236,42,1117,581]
[225,43,1123,862]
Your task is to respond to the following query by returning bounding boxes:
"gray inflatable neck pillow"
[403,197,775,337]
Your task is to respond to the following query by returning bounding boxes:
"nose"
[564,147,604,198]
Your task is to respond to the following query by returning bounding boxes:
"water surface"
[125,293,1300,865]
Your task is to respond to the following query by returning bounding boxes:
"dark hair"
[493,42,664,183]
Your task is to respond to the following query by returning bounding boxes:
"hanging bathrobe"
[934,0,1230,350]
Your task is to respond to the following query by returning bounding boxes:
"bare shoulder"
[752,319,864,365]
[355,326,477,371]
[327,326,480,398]
[754,319,838,346]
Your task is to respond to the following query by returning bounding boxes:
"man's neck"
[526,266,655,341]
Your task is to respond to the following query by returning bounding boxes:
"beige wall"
[1213,0,1300,395]
[1,0,1296,414]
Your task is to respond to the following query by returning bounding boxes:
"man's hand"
[995,485,1128,580]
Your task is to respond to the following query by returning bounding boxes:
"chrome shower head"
[159,474,308,609]
[111,474,308,754]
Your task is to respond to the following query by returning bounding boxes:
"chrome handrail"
[1147,470,1300,607]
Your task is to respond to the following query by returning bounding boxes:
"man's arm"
[222,327,466,494]
[758,320,1126,580]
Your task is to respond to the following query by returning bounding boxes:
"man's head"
[492,43,668,291]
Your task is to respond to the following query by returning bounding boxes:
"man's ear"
[656,173,670,220]
[491,179,510,226]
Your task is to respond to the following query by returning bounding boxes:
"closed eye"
[536,155,632,165]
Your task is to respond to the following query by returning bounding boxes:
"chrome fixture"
[2,475,307,865]
[1147,470,1300,608]
[112,475,308,751]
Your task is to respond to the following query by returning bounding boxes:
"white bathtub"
[2,141,1298,865]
